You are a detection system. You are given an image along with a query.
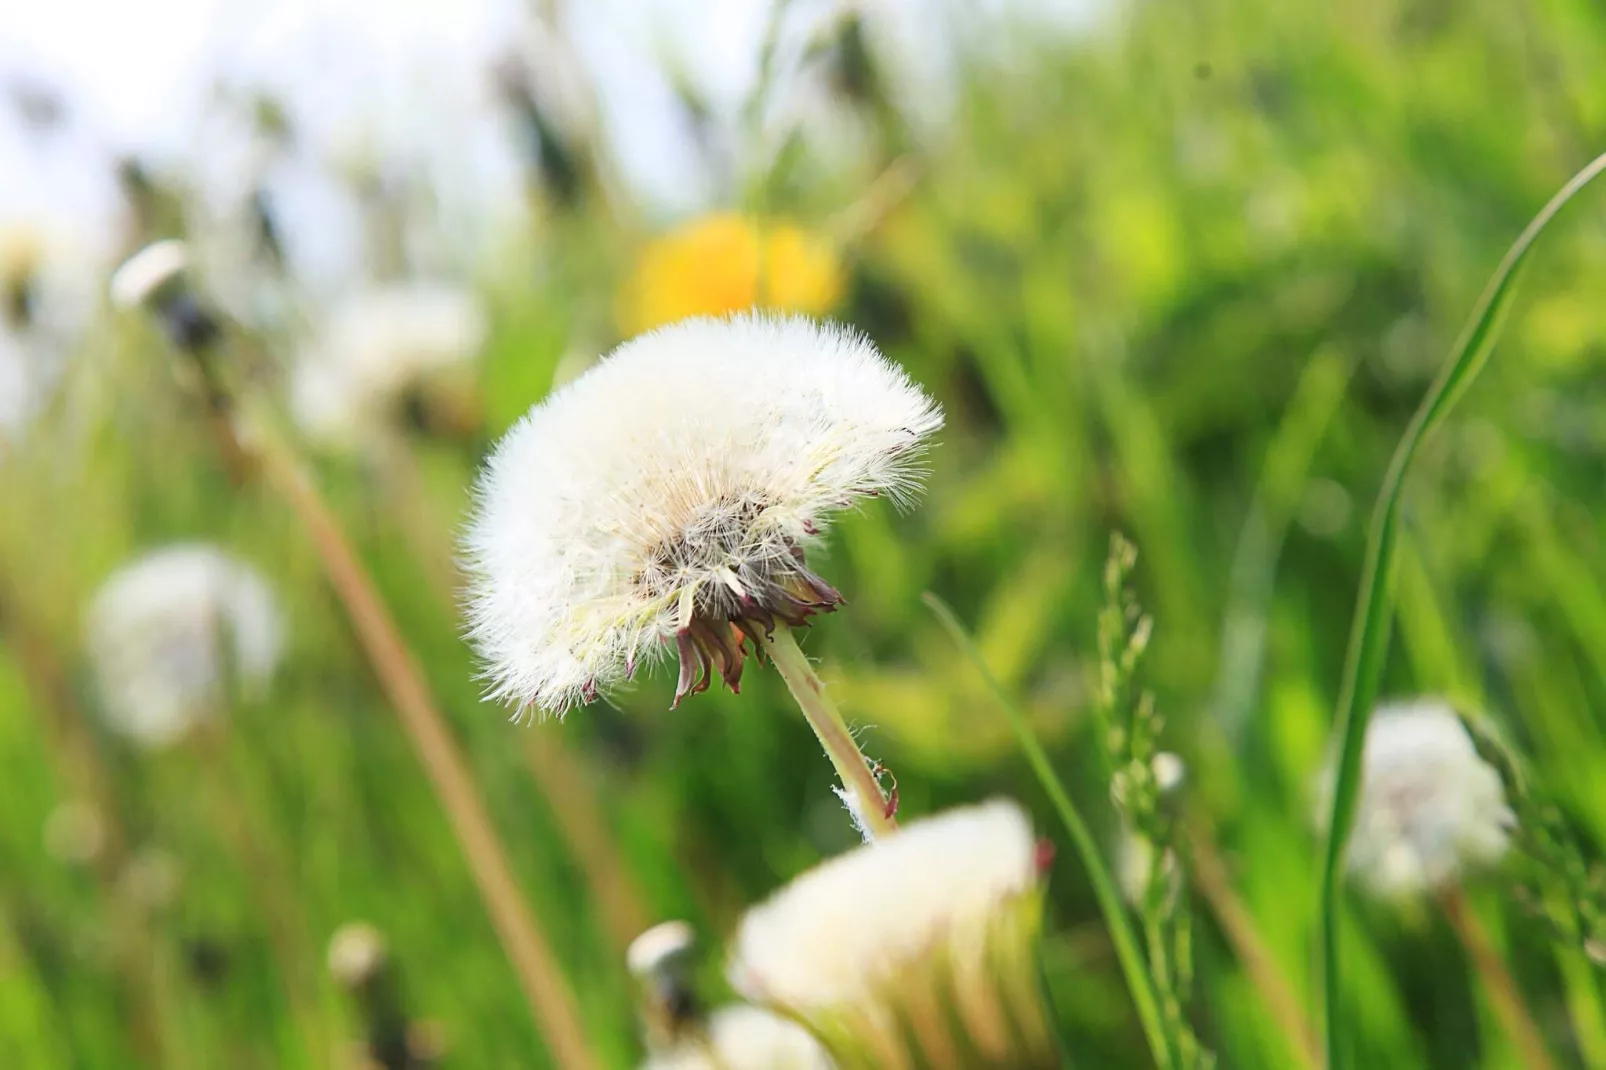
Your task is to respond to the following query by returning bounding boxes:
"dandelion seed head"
[729,800,1050,1062]
[85,544,284,748]
[628,920,697,979]
[642,1005,833,1070]
[327,922,388,989]
[462,313,942,714]
[1328,698,1514,897]
[290,282,488,449]
[110,239,189,311]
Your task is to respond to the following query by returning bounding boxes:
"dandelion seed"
[462,313,941,715]
[85,544,284,749]
[1321,698,1514,898]
[290,282,488,450]
[728,799,1054,1068]
[643,1005,835,1070]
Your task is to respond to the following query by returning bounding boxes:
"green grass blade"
[1318,150,1606,1070]
[925,592,1175,1070]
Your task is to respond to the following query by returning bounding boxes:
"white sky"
[0,0,1098,284]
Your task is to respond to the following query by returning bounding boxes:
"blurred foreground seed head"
[290,283,488,451]
[1324,699,1514,898]
[85,544,284,748]
[462,314,941,714]
[729,799,1054,1069]
[643,1005,835,1070]
[619,214,843,336]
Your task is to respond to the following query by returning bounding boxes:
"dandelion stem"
[524,732,650,956]
[760,627,897,841]
[1186,824,1320,1070]
[1440,886,1555,1070]
[190,722,329,1063]
[245,416,600,1069]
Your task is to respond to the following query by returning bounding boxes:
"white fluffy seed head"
[110,240,189,310]
[462,313,943,714]
[1327,698,1514,898]
[642,1005,834,1070]
[290,282,487,450]
[85,544,284,749]
[729,800,1051,1066]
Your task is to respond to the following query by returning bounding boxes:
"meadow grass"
[5,1,1606,1067]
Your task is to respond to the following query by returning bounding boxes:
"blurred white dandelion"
[85,543,284,748]
[0,219,107,440]
[326,921,388,989]
[290,281,487,450]
[1321,698,1514,898]
[728,799,1053,1066]
[462,313,941,715]
[643,1005,834,1070]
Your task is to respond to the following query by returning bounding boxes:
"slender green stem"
[925,593,1175,1070]
[761,627,897,841]
[1318,151,1606,1070]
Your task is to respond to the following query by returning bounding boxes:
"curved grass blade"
[925,592,1175,1070]
[1319,151,1606,1070]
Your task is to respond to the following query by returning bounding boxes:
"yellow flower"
[620,214,843,335]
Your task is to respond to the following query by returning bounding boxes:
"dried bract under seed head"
[1322,698,1514,898]
[642,1005,834,1070]
[462,314,942,715]
[729,799,1054,1069]
[85,543,284,748]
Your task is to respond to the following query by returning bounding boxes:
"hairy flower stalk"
[463,314,942,839]
[729,800,1055,1069]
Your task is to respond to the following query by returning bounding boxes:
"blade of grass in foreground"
[925,592,1175,1070]
[1319,150,1606,1070]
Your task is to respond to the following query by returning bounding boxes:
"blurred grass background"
[5,0,1606,1066]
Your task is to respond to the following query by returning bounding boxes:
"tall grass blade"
[1318,150,1606,1069]
[925,592,1175,1070]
